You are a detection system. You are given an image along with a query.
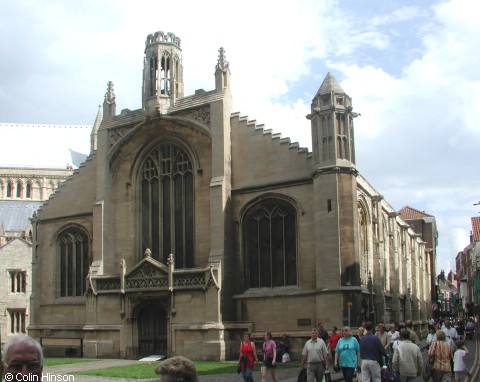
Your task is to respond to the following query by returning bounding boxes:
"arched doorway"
[138,304,167,355]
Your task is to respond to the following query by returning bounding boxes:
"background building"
[28,31,434,360]
[0,126,90,344]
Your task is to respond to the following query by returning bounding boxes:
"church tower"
[309,73,362,322]
[142,31,184,116]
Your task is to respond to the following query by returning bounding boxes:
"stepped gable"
[472,216,480,241]
[397,205,434,220]
[37,152,95,211]
[231,112,311,157]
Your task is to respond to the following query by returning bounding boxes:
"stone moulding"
[92,263,219,294]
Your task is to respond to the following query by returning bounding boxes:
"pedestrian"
[301,327,330,382]
[375,323,388,347]
[426,326,436,348]
[317,322,330,348]
[392,329,423,382]
[405,320,420,346]
[359,321,388,382]
[329,326,341,365]
[428,330,453,382]
[155,356,199,382]
[277,333,290,362]
[2,334,43,382]
[261,332,278,382]
[442,320,459,351]
[453,340,469,382]
[334,326,360,382]
[239,332,258,382]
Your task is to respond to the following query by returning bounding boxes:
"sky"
[0,0,479,274]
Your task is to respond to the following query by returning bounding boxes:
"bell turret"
[142,31,184,116]
[308,73,358,168]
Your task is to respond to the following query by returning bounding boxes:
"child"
[453,340,469,382]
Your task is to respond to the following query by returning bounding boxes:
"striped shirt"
[428,341,452,372]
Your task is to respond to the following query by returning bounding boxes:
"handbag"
[422,359,432,381]
[423,343,436,381]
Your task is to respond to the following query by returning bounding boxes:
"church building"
[29,31,434,360]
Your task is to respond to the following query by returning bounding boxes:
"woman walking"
[239,332,258,382]
[262,332,278,382]
[334,327,360,382]
[428,330,453,382]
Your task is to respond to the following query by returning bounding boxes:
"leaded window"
[244,200,297,288]
[58,230,89,297]
[9,309,26,334]
[9,270,26,293]
[141,143,194,268]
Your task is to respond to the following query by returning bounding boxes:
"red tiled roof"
[472,216,480,242]
[397,205,434,219]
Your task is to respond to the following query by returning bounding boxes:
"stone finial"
[104,81,116,104]
[144,248,151,258]
[215,47,229,71]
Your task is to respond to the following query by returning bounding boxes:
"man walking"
[405,320,420,346]
[301,327,330,382]
[392,329,423,382]
[359,321,388,382]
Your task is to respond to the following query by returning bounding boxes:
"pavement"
[41,337,480,382]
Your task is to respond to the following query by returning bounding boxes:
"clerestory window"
[244,200,297,288]
[141,143,194,268]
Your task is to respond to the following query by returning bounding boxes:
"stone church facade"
[29,31,434,360]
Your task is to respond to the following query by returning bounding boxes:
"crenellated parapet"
[145,31,181,50]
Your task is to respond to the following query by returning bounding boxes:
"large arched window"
[141,143,194,268]
[58,229,90,297]
[244,199,297,288]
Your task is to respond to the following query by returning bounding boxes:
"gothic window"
[244,200,297,288]
[26,182,32,198]
[7,182,13,198]
[58,229,90,297]
[8,309,26,334]
[149,54,157,97]
[141,143,194,268]
[16,182,22,198]
[358,204,369,286]
[9,270,26,293]
[160,52,171,95]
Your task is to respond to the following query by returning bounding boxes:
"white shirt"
[388,330,400,343]
[453,349,467,371]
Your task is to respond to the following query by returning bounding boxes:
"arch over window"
[244,199,297,288]
[141,142,194,268]
[58,229,90,297]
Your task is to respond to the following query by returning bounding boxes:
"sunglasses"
[4,361,42,373]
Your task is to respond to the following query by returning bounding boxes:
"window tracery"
[244,199,297,288]
[141,143,194,268]
[58,229,90,297]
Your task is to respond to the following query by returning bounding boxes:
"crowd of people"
[238,317,478,382]
[2,318,476,382]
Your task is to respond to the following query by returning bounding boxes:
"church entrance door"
[138,304,167,355]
